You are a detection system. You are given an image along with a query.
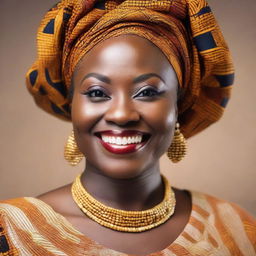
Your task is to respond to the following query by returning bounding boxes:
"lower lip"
[98,138,147,154]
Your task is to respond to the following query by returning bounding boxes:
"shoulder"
[0,196,92,255]
[0,196,78,254]
[190,190,256,224]
[36,183,79,217]
[189,190,256,252]
[0,197,37,219]
[0,197,57,230]
[0,184,82,230]
[0,196,53,216]
[0,196,66,236]
[0,188,77,225]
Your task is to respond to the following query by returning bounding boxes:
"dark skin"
[37,35,191,255]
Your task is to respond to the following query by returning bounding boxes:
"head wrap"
[26,0,234,138]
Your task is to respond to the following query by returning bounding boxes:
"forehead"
[75,34,173,75]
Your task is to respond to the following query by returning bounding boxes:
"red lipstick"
[95,130,150,154]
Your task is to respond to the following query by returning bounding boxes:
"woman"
[0,0,255,255]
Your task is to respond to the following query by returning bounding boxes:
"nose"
[105,95,140,126]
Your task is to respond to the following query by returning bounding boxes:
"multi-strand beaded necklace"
[71,174,176,232]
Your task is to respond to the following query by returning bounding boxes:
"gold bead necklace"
[71,174,176,232]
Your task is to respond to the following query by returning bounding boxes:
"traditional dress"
[1,191,255,256]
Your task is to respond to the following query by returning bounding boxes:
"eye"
[134,87,160,98]
[83,88,110,101]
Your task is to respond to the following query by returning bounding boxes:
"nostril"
[104,103,140,125]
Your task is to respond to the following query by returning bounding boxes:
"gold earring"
[64,131,84,166]
[167,123,187,163]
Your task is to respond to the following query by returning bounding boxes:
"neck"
[81,163,164,211]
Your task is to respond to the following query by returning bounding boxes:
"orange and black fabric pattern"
[26,0,234,138]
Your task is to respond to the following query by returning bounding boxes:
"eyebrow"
[80,72,165,85]
[80,73,111,85]
[133,73,165,84]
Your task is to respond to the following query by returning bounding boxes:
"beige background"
[0,0,255,216]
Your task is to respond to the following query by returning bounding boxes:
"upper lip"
[94,130,151,137]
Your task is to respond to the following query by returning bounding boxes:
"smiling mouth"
[94,131,151,154]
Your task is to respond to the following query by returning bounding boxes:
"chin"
[87,158,150,180]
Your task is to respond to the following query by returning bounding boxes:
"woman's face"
[71,35,178,179]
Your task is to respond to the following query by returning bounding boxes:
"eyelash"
[134,88,160,98]
[83,87,161,100]
[83,89,110,99]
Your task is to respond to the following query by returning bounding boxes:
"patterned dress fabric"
[26,0,234,138]
[0,191,255,256]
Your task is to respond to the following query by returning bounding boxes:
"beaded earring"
[166,123,187,163]
[64,131,84,166]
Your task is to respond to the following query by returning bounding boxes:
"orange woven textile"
[1,192,255,255]
[26,0,234,138]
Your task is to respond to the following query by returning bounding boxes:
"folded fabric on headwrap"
[26,0,234,138]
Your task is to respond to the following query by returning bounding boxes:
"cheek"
[136,97,177,157]
[138,98,176,132]
[71,94,104,134]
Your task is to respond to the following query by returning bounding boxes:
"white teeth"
[116,137,121,145]
[122,137,128,145]
[101,135,143,145]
